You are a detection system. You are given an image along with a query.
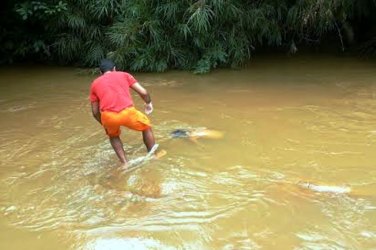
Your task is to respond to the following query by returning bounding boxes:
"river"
[0,55,375,249]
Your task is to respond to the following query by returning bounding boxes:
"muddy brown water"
[0,55,375,249]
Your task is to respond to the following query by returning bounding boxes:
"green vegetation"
[1,0,376,73]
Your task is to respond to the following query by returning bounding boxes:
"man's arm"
[131,82,151,103]
[130,82,153,114]
[91,101,101,124]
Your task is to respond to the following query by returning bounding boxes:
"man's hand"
[91,101,102,124]
[130,83,153,113]
[145,102,153,115]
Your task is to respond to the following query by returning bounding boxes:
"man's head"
[99,59,115,73]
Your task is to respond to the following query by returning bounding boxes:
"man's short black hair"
[99,59,115,73]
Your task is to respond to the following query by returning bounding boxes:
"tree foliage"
[2,0,376,72]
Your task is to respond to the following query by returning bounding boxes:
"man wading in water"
[89,59,161,167]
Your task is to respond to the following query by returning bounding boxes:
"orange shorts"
[101,107,151,137]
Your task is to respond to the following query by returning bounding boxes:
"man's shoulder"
[92,73,110,83]
[91,71,136,85]
[114,71,137,83]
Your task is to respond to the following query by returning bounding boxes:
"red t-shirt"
[89,71,137,112]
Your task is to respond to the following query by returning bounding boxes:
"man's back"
[90,71,137,112]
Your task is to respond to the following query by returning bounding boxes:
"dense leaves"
[2,0,376,72]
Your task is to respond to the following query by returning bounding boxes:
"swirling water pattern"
[0,57,375,249]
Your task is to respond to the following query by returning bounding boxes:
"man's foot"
[120,162,129,170]
[154,149,167,159]
[147,144,159,157]
[148,144,167,159]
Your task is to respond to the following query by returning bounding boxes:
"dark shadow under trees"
[2,0,376,73]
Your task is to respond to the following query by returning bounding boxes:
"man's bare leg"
[109,136,127,163]
[142,128,155,152]
[143,128,167,159]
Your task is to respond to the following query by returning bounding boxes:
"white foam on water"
[300,182,351,194]
[127,144,159,168]
[86,237,175,250]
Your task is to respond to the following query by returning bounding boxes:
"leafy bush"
[4,0,376,72]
